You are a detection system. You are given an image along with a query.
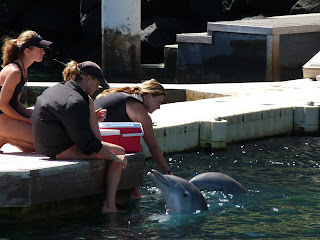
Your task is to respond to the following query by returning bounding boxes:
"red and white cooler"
[100,129,121,146]
[99,122,144,153]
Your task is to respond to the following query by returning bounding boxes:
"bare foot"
[131,193,142,200]
[101,207,127,214]
[131,186,143,200]
[101,207,118,214]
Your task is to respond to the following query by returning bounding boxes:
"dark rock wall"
[0,0,319,72]
[291,0,320,13]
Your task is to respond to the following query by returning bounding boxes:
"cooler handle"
[122,131,144,137]
[122,123,144,137]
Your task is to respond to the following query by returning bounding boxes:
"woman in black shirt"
[32,60,127,213]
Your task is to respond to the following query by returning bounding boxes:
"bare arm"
[16,95,33,118]
[97,144,128,168]
[126,99,170,173]
[0,67,31,124]
[61,98,127,167]
[88,96,102,140]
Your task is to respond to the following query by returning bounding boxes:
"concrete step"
[303,50,320,79]
[174,13,320,83]
[176,32,212,44]
[141,44,178,83]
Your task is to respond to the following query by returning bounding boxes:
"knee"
[109,160,123,169]
[114,145,126,155]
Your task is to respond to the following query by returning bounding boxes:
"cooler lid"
[100,129,120,136]
[99,122,142,129]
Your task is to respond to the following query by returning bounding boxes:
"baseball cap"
[78,61,109,88]
[20,35,53,51]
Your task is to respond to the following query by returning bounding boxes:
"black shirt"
[94,92,144,122]
[32,80,102,158]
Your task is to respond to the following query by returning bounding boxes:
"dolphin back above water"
[189,172,247,194]
[147,169,208,214]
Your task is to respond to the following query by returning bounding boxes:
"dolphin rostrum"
[189,172,247,194]
[147,169,208,214]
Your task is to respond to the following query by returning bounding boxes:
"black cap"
[20,35,53,51]
[78,61,109,88]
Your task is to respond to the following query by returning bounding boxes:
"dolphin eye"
[183,192,189,198]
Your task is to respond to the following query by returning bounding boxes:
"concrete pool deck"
[155,78,320,124]
[136,78,320,157]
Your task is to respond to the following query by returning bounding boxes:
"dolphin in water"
[189,172,247,194]
[147,169,208,214]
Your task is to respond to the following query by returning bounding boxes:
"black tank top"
[94,92,145,122]
[0,62,26,115]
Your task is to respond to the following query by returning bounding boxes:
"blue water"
[1,136,320,239]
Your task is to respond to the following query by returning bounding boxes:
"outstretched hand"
[115,154,128,168]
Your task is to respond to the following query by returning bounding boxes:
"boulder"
[225,0,298,18]
[291,0,320,14]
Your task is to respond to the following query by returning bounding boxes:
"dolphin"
[147,169,208,214]
[189,172,247,194]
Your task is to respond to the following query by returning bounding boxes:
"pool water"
[1,136,320,239]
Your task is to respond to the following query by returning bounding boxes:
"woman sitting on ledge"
[32,60,127,213]
[94,79,172,198]
[0,30,52,152]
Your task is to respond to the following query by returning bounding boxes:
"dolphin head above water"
[147,169,208,214]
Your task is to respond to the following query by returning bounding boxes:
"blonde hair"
[1,30,38,68]
[62,60,82,82]
[96,79,165,99]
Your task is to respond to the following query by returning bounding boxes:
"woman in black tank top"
[0,30,52,152]
[94,79,172,199]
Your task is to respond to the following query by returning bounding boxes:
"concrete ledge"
[22,82,228,105]
[303,50,320,79]
[200,120,227,149]
[208,23,273,35]
[176,32,212,44]
[0,190,132,224]
[208,13,320,35]
[142,122,200,157]
[294,105,319,133]
[0,151,144,207]
[141,79,320,157]
[142,104,319,158]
